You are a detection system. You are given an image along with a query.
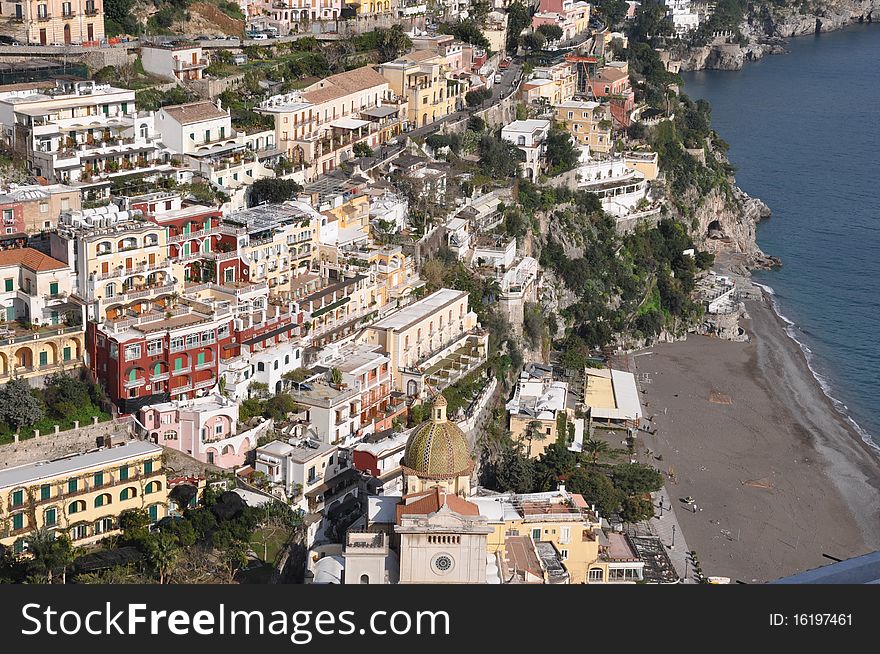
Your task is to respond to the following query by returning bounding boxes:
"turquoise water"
[681,25,880,446]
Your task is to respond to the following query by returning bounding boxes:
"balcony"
[173,58,209,72]
[172,366,192,376]
[194,360,214,371]
[194,378,216,390]
[169,226,217,244]
[149,372,170,382]
[124,378,146,389]
[62,10,76,18]
[94,260,172,282]
[37,13,51,22]
[85,7,99,15]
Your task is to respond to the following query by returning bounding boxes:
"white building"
[501,119,551,181]
[141,44,209,83]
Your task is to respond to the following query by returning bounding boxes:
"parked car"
[494,73,502,84]
[499,58,511,70]
[250,33,268,40]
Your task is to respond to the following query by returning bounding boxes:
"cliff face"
[679,0,879,70]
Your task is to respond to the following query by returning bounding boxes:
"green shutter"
[69,502,79,514]
[68,478,77,494]
[197,352,205,366]
[39,351,48,366]
[119,466,128,481]
[50,282,58,296]
[4,278,12,292]
[12,513,24,530]
[144,460,153,474]
[95,495,103,507]
[63,347,71,361]
[12,489,23,506]
[94,472,103,487]
[148,505,158,522]
[129,369,137,381]
[45,508,56,526]
[154,363,161,376]
[40,484,50,501]
[174,357,182,371]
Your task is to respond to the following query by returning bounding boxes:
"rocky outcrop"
[678,0,879,70]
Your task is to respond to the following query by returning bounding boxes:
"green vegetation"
[247,178,304,207]
[439,19,491,50]
[545,127,580,176]
[506,1,533,55]
[465,87,493,107]
[0,372,111,444]
[135,86,199,112]
[491,442,665,522]
[536,24,563,43]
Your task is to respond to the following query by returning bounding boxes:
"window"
[560,549,568,559]
[94,493,111,508]
[125,344,141,361]
[94,517,113,535]
[68,478,78,494]
[119,466,128,481]
[68,500,85,514]
[11,489,24,507]
[39,202,49,213]
[186,334,199,349]
[63,347,71,361]
[12,513,24,530]
[44,508,57,527]
[147,340,163,356]
[531,528,541,541]
[144,460,154,475]
[164,430,178,441]
[174,357,184,371]
[39,351,48,367]
[170,336,184,352]
[589,568,604,582]
[197,352,205,367]
[49,282,58,296]
[560,526,571,544]
[120,487,136,501]
[40,484,51,501]
[215,423,223,436]
[148,505,159,522]
[70,524,88,541]
[93,472,104,487]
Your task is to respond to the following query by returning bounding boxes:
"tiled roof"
[401,407,473,480]
[0,247,67,272]
[396,486,479,521]
[301,66,388,105]
[161,101,228,125]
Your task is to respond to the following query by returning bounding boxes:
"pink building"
[138,394,269,468]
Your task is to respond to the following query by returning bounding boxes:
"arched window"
[105,283,116,298]
[360,573,370,584]
[67,500,86,515]
[145,481,162,495]
[94,493,112,508]
[120,487,137,501]
[163,430,178,441]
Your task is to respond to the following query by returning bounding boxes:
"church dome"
[401,395,474,480]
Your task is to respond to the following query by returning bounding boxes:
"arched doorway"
[63,24,71,44]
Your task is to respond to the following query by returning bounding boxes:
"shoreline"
[631,283,880,582]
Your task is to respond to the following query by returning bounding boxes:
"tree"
[611,463,664,496]
[27,529,74,584]
[263,393,298,421]
[566,467,625,516]
[620,495,655,522]
[521,31,547,52]
[376,24,412,63]
[145,532,179,584]
[523,419,547,457]
[329,368,343,387]
[119,508,152,546]
[353,142,374,158]
[536,24,563,43]
[43,372,92,418]
[496,447,535,493]
[596,0,629,27]
[221,541,249,582]
[468,115,486,133]
[439,19,490,50]
[582,437,611,465]
[545,127,580,175]
[465,88,492,107]
[506,1,532,54]
[247,178,303,207]
[479,135,525,179]
[0,378,44,430]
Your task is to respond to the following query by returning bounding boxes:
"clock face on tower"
[432,553,455,574]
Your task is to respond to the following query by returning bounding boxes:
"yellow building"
[506,364,581,459]
[0,440,168,553]
[379,50,464,128]
[555,100,613,153]
[525,61,577,106]
[345,0,392,15]
[624,150,660,181]
[474,490,602,584]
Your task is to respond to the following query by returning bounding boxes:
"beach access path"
[630,297,880,583]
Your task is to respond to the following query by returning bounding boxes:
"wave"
[756,281,880,452]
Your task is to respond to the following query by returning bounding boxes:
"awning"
[330,117,370,130]
[360,106,399,119]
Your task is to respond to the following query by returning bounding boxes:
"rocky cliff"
[678,0,879,70]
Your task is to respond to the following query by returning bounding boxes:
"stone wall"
[187,73,246,100]
[0,419,133,471]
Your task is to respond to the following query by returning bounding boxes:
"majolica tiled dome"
[402,395,474,480]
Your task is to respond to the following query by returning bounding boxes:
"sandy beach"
[632,295,880,583]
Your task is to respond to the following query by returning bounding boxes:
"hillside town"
[0,0,741,585]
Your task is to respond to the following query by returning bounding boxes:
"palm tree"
[329,367,342,387]
[146,533,179,585]
[28,528,73,584]
[583,437,611,465]
[524,420,547,457]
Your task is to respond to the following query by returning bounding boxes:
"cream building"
[555,100,613,153]
[0,0,105,45]
[379,50,464,129]
[0,440,167,553]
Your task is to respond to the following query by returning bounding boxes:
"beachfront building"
[362,288,488,399]
[0,440,167,554]
[0,247,84,384]
[0,0,105,46]
[581,367,642,432]
[0,80,171,199]
[506,363,582,458]
[500,119,551,181]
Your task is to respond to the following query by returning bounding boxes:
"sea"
[680,24,880,448]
